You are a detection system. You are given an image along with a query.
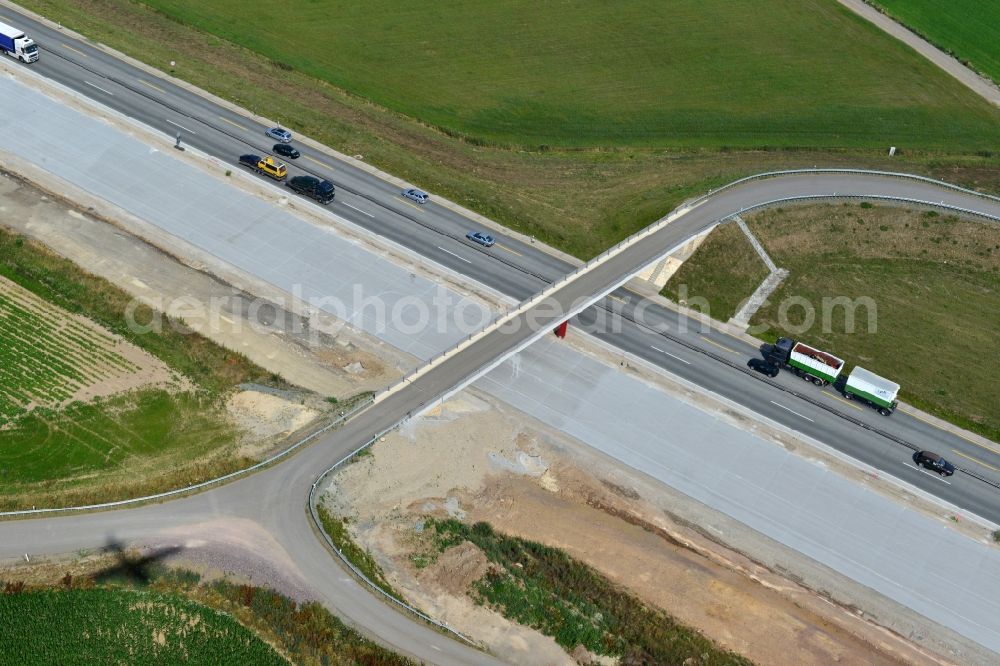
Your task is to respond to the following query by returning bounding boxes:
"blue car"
[266,127,293,143]
[466,231,495,247]
[401,188,429,204]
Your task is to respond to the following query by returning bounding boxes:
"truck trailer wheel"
[877,407,891,416]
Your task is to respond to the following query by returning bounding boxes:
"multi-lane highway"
[6,5,999,519]
[3,3,1000,662]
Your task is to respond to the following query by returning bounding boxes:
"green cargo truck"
[761,337,845,386]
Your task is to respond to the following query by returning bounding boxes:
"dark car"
[466,231,495,247]
[287,175,335,204]
[747,357,779,378]
[273,143,300,159]
[401,188,429,204]
[913,451,955,477]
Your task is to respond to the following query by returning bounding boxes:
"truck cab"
[761,337,794,366]
[0,21,39,63]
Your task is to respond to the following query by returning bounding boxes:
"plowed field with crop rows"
[0,276,157,427]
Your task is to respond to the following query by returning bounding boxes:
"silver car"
[265,127,293,143]
[401,188,429,204]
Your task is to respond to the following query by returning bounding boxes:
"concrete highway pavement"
[11,5,1000,519]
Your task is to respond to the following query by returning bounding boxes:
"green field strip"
[0,588,286,665]
[132,0,1000,150]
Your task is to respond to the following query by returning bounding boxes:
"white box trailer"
[0,21,38,63]
[787,342,844,386]
[844,366,899,415]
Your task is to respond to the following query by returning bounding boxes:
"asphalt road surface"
[2,5,1000,662]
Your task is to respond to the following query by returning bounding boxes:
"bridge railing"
[691,167,1000,207]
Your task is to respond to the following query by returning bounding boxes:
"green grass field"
[0,571,414,666]
[665,204,1000,441]
[0,391,238,485]
[662,223,770,322]
[0,588,285,665]
[134,0,1000,150]
[0,279,142,426]
[0,228,282,509]
[870,0,1000,85]
[22,1,1000,261]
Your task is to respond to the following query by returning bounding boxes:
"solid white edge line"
[436,246,472,264]
[83,80,113,95]
[650,345,691,364]
[903,462,952,484]
[769,400,815,422]
[165,118,196,134]
[342,202,375,218]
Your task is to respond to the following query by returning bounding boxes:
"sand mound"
[226,390,318,440]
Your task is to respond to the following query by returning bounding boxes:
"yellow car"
[239,153,287,180]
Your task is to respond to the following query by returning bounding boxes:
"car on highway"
[287,175,335,204]
[913,451,955,476]
[239,154,287,180]
[747,357,779,377]
[266,127,293,143]
[273,143,300,159]
[466,231,495,247]
[401,188,429,204]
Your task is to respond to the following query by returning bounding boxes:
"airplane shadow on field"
[93,537,183,585]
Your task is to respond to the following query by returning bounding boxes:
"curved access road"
[3,168,1000,665]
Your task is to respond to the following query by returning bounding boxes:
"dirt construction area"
[0,169,402,400]
[323,385,961,666]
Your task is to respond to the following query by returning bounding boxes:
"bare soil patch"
[324,392,939,666]
[0,171,402,399]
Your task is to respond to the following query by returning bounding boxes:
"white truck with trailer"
[0,21,38,63]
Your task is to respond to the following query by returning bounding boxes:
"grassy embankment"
[868,0,1000,85]
[661,222,770,320]
[316,504,403,600]
[419,519,751,665]
[663,204,1000,441]
[0,569,412,665]
[19,0,1000,259]
[0,229,285,510]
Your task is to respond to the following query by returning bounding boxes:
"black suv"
[913,451,956,477]
[287,175,335,204]
[747,357,780,378]
[273,143,300,159]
